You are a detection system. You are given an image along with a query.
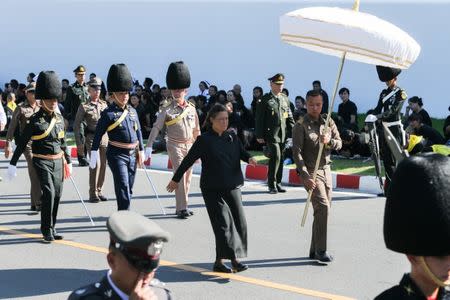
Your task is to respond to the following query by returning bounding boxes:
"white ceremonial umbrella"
[279,0,421,226]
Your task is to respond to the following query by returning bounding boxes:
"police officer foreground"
[7,71,72,242]
[375,154,450,299]
[69,211,172,300]
[292,89,342,264]
[255,73,295,194]
[90,64,145,211]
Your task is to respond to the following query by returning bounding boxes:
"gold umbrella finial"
[352,0,360,11]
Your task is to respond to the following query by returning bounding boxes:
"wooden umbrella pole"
[301,52,347,227]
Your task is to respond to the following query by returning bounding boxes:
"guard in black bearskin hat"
[89,64,145,210]
[144,61,200,219]
[7,71,73,243]
[375,153,450,299]
[371,65,408,194]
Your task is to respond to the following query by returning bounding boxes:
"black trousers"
[267,142,285,188]
[201,188,248,260]
[33,157,63,236]
[379,125,403,190]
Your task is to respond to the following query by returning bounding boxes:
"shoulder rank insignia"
[401,90,407,100]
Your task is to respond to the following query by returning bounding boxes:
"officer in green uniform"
[65,65,90,166]
[69,211,172,300]
[375,154,450,299]
[7,71,72,243]
[255,73,295,194]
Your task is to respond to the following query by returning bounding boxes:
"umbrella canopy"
[280,7,421,69]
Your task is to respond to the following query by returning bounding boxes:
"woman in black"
[167,104,256,273]
[405,96,432,127]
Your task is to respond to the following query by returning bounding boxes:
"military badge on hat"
[25,82,36,92]
[166,61,191,90]
[268,73,285,84]
[73,65,86,74]
[88,77,103,89]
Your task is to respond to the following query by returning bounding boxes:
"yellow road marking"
[0,226,354,300]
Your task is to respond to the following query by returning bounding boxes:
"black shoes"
[231,261,249,272]
[177,210,190,219]
[213,262,233,273]
[52,230,64,240]
[78,156,89,167]
[313,251,333,264]
[268,187,278,194]
[30,205,41,212]
[42,234,55,243]
[98,194,108,202]
[89,196,100,203]
[276,184,286,193]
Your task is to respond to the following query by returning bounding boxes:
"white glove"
[89,150,99,169]
[144,147,153,160]
[7,164,17,181]
[68,163,73,175]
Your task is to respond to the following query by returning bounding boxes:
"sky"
[1,0,449,117]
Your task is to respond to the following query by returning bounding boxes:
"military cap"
[107,63,133,93]
[107,211,169,272]
[28,72,36,79]
[25,82,36,92]
[376,65,401,82]
[35,71,62,100]
[166,61,191,90]
[268,73,285,84]
[383,153,450,256]
[87,77,102,88]
[73,65,86,74]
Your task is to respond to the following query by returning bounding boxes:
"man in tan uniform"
[292,89,342,264]
[4,82,41,212]
[74,78,109,202]
[145,61,200,219]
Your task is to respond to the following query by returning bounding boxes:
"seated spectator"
[216,90,227,104]
[130,93,147,136]
[250,86,263,117]
[5,92,17,129]
[404,96,432,127]
[337,87,358,132]
[408,113,445,146]
[282,88,289,96]
[406,134,450,156]
[195,95,208,127]
[27,72,36,83]
[293,95,307,121]
[60,79,70,104]
[206,85,218,110]
[339,129,371,158]
[233,84,245,109]
[312,80,329,114]
[0,98,6,132]
[444,106,450,144]
[282,88,296,115]
[16,83,27,104]
[198,81,209,97]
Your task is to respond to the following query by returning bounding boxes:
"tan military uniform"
[73,100,109,198]
[292,114,342,254]
[147,98,200,213]
[5,101,41,207]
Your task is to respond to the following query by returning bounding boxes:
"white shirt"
[107,269,129,300]
[0,104,6,128]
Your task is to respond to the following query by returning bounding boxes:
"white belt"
[382,120,402,127]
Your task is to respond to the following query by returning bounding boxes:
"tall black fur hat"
[107,64,133,93]
[383,153,450,256]
[35,71,61,100]
[376,65,402,82]
[166,61,191,90]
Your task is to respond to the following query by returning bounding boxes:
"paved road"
[0,155,408,300]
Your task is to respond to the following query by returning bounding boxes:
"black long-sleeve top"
[10,109,71,166]
[172,130,251,190]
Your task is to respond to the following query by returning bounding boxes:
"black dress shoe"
[43,234,54,243]
[177,210,190,219]
[187,209,194,216]
[231,261,249,272]
[213,262,233,273]
[276,184,287,193]
[309,252,315,259]
[78,156,89,167]
[89,196,100,203]
[30,205,36,211]
[52,230,63,240]
[314,251,333,264]
[98,194,108,201]
[35,205,41,212]
[268,188,278,194]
